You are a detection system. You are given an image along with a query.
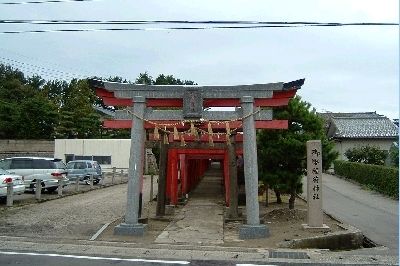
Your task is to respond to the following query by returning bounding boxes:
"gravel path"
[0,184,127,239]
[0,175,157,240]
[0,176,157,240]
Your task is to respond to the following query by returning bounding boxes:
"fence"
[2,170,129,207]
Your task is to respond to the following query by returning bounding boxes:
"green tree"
[389,142,399,167]
[41,80,70,108]
[0,64,58,139]
[0,64,26,84]
[257,96,338,209]
[54,79,101,138]
[135,72,197,86]
[155,74,196,85]
[0,63,198,141]
[17,94,58,139]
[344,146,388,166]
[136,72,153,85]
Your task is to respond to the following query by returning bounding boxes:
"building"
[319,112,398,161]
[54,139,157,173]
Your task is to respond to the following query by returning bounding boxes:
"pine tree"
[257,96,338,209]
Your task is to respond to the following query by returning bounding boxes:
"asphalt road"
[302,173,399,255]
[0,251,389,266]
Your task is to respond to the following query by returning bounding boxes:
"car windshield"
[0,168,10,175]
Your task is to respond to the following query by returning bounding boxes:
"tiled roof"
[330,117,398,139]
[319,112,382,119]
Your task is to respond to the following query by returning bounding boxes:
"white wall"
[55,139,131,169]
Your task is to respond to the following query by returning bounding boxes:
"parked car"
[0,168,25,200]
[66,160,102,185]
[0,157,68,192]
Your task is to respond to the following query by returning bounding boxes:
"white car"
[0,168,25,199]
[0,157,68,192]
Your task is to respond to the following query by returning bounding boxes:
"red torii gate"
[148,133,245,206]
[164,147,242,206]
[91,78,304,239]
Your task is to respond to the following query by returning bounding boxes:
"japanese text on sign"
[306,140,324,227]
[310,147,321,201]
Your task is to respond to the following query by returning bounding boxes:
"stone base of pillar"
[114,223,147,236]
[165,205,175,216]
[239,224,269,239]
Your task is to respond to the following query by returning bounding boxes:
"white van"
[0,157,68,192]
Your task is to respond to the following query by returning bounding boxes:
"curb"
[295,194,366,250]
[278,224,364,250]
[0,236,397,265]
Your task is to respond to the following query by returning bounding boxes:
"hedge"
[333,160,399,199]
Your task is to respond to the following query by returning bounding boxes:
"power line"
[0,56,92,81]
[0,0,102,5]
[0,47,99,78]
[1,60,78,80]
[0,22,397,34]
[0,56,84,78]
[0,19,397,26]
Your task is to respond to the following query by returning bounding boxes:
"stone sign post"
[304,140,329,229]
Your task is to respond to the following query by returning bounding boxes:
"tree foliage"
[257,96,338,209]
[0,65,59,139]
[389,142,399,167]
[0,64,195,140]
[135,72,196,85]
[344,145,388,166]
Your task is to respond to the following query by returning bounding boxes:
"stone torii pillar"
[239,96,269,239]
[114,96,147,236]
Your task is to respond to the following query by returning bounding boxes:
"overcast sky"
[0,0,398,119]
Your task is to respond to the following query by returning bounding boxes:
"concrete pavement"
[156,165,224,245]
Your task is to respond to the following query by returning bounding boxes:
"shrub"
[344,146,387,165]
[334,160,398,198]
[389,142,399,167]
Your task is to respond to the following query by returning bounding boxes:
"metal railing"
[3,170,130,207]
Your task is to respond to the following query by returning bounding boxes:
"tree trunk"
[288,189,296,209]
[265,183,269,207]
[274,189,282,204]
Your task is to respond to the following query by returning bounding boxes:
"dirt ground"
[99,189,344,249]
[222,191,343,248]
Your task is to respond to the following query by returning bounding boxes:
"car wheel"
[47,187,57,193]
